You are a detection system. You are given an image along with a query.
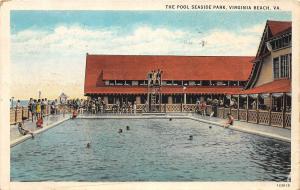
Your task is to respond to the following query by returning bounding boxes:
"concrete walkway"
[188,113,291,142]
[10,114,70,147]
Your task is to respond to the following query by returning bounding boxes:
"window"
[270,34,291,51]
[116,80,124,85]
[202,81,210,86]
[173,81,182,86]
[280,55,288,78]
[138,80,147,86]
[273,57,280,79]
[273,54,291,79]
[166,81,172,85]
[109,80,115,85]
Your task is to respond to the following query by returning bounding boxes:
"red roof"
[267,20,291,37]
[235,79,290,95]
[85,86,243,95]
[85,55,253,94]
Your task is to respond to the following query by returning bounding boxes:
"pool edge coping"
[187,116,291,143]
[10,117,71,148]
[10,115,290,148]
[78,115,291,143]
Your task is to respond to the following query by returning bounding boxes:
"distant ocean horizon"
[9,99,54,108]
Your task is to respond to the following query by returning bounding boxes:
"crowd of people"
[64,98,139,115]
[13,95,240,140]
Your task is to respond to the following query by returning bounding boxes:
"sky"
[10,11,291,99]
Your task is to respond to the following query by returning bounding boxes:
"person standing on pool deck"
[41,99,45,117]
[223,113,234,128]
[133,102,137,115]
[28,98,33,121]
[36,99,41,119]
[31,99,37,122]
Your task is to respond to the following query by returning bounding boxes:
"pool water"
[11,119,291,181]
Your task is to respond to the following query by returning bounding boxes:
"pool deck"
[188,113,291,143]
[10,114,70,147]
[10,112,291,147]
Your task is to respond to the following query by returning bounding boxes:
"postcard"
[0,0,299,190]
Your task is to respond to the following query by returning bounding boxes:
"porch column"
[168,95,173,104]
[269,93,272,126]
[136,96,141,104]
[184,93,186,104]
[237,95,240,120]
[246,95,249,122]
[282,93,286,128]
[103,96,108,104]
[256,95,259,124]
[229,95,232,113]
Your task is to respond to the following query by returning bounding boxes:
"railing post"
[257,109,259,124]
[28,106,30,119]
[237,95,240,120]
[282,93,286,128]
[15,108,17,124]
[22,107,24,120]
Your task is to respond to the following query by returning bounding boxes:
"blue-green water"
[11,119,290,181]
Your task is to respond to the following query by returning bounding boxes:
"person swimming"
[126,126,130,130]
[86,142,91,148]
[169,118,172,121]
[118,129,123,133]
[72,109,78,119]
[223,113,234,128]
[188,135,193,140]
[209,126,212,129]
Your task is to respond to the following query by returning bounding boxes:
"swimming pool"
[11,118,290,181]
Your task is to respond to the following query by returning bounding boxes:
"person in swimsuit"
[18,123,34,138]
[224,113,234,128]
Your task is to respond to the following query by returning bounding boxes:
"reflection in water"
[249,138,290,181]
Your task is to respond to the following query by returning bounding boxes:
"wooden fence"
[10,104,291,128]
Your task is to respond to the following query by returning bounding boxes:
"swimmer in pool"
[223,113,234,128]
[86,142,91,148]
[118,129,123,133]
[188,135,193,140]
[126,126,130,130]
[169,118,172,121]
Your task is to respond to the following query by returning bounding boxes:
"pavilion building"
[84,20,291,127]
[84,55,253,105]
[228,20,292,127]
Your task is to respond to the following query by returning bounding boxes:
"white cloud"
[11,24,263,99]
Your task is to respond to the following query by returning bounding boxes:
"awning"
[231,79,291,95]
[85,86,243,95]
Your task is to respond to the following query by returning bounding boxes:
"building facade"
[228,20,292,127]
[84,20,292,127]
[84,55,253,105]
